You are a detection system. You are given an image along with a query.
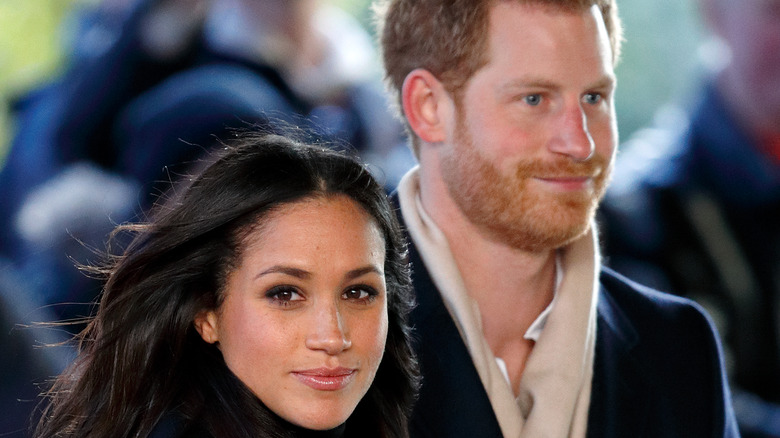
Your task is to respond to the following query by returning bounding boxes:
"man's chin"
[486,219,591,253]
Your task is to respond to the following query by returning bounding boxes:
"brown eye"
[265,286,303,305]
[342,286,378,303]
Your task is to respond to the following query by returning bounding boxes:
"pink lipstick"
[292,367,356,391]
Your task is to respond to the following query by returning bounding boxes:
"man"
[599,0,780,436]
[373,0,739,436]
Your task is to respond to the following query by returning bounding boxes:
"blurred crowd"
[599,0,780,436]
[1,0,779,436]
[0,0,413,435]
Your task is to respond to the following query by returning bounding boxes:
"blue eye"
[583,93,602,105]
[523,94,542,106]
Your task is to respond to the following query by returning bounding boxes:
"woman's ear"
[401,68,451,144]
[194,310,219,344]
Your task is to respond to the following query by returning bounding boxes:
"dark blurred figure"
[0,0,410,321]
[599,0,780,436]
[0,0,411,434]
[1,261,74,437]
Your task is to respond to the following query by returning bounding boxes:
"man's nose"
[548,104,595,161]
[304,301,352,355]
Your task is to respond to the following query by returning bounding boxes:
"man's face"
[439,3,617,252]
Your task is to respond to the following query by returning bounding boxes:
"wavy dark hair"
[33,131,419,438]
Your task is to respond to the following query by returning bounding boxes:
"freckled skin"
[196,196,388,430]
[438,4,618,251]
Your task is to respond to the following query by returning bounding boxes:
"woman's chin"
[289,415,348,432]
[277,402,354,432]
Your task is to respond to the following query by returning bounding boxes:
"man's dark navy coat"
[402,228,740,438]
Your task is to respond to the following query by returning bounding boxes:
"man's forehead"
[478,4,614,83]
[497,0,597,12]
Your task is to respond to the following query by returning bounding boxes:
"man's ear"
[401,68,451,144]
[194,310,219,344]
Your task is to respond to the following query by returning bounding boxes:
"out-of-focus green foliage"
[0,1,71,95]
[0,0,89,165]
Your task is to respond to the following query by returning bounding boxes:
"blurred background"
[0,0,707,166]
[9,0,780,438]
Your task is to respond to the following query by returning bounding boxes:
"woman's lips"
[292,367,357,391]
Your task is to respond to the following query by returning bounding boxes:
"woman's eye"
[266,286,303,305]
[342,286,378,303]
[523,94,542,106]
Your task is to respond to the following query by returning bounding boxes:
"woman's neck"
[281,419,347,438]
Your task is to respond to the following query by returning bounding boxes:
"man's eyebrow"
[497,78,560,93]
[496,75,616,93]
[588,75,616,90]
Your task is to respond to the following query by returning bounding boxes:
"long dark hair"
[33,131,419,438]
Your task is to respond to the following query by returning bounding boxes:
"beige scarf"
[398,167,599,438]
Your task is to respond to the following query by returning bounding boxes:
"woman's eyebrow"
[254,265,382,281]
[256,266,311,280]
[345,265,383,280]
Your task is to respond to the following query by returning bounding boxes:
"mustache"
[513,154,609,179]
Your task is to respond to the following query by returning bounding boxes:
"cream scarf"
[398,167,600,438]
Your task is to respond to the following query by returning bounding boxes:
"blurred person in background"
[0,0,410,326]
[0,0,411,435]
[599,0,780,436]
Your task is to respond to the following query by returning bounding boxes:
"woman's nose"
[304,302,352,354]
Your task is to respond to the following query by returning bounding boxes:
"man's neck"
[419,165,557,392]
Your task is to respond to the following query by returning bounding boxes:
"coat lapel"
[587,283,650,438]
[395,191,650,437]
[406,236,504,438]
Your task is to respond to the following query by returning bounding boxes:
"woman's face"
[195,195,389,430]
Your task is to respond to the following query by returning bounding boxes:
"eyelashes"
[265,285,303,305]
[513,91,611,108]
[265,284,380,307]
[342,285,380,304]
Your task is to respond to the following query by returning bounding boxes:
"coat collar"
[405,235,505,437]
[393,191,649,437]
[405,232,650,437]
[586,271,648,438]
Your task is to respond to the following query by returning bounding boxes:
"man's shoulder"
[590,267,739,438]
[596,266,722,350]
[598,267,710,321]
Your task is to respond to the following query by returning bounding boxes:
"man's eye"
[583,93,602,105]
[523,94,542,106]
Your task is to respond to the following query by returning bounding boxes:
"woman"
[33,131,419,438]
